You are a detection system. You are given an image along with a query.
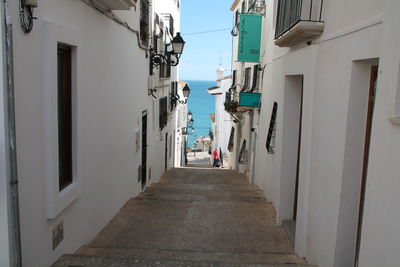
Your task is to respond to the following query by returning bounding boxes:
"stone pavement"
[52,168,313,267]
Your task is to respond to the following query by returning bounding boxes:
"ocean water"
[184,80,216,147]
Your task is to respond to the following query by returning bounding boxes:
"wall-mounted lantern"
[150,32,186,75]
[170,84,191,106]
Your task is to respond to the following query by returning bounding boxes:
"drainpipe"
[3,1,22,266]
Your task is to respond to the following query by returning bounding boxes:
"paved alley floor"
[53,168,312,267]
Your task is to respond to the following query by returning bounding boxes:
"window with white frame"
[395,63,400,118]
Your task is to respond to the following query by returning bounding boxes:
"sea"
[184,80,216,148]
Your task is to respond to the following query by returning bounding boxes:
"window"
[57,44,73,191]
[242,67,251,91]
[251,64,261,91]
[140,0,150,46]
[159,97,168,130]
[238,139,247,163]
[395,63,400,117]
[266,102,278,154]
[231,70,237,89]
[160,47,171,78]
[153,14,160,52]
[241,0,247,14]
[228,127,235,152]
[235,10,240,26]
[170,82,177,111]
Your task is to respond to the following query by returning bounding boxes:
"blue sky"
[180,0,233,81]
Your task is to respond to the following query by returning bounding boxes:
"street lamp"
[170,84,191,106]
[187,111,193,121]
[150,32,186,75]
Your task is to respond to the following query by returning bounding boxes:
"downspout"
[3,1,22,266]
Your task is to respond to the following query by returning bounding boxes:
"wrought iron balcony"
[275,0,324,47]
[224,92,239,113]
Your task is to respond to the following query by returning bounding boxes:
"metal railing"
[275,0,324,39]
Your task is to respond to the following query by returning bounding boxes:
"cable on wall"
[81,0,149,53]
[19,0,35,34]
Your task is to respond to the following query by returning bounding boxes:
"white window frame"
[42,21,82,219]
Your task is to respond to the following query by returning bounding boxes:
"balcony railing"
[275,0,324,46]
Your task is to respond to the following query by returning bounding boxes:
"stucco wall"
[8,0,180,266]
[358,0,400,266]
[250,0,387,266]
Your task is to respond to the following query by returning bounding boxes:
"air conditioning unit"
[94,0,136,10]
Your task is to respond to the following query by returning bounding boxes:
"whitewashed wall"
[358,0,400,266]
[0,3,12,265]
[252,0,388,266]
[7,0,180,266]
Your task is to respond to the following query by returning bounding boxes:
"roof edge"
[230,0,241,11]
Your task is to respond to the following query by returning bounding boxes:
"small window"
[251,64,261,91]
[140,0,150,46]
[266,102,278,154]
[160,47,171,78]
[228,127,235,152]
[57,44,73,191]
[231,70,237,89]
[159,97,168,130]
[238,139,247,164]
[235,10,240,26]
[242,67,251,91]
[395,63,400,117]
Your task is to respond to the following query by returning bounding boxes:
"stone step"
[68,246,312,266]
[52,254,315,267]
[149,183,263,192]
[137,191,266,203]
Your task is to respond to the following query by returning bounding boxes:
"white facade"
[227,0,400,266]
[208,68,233,166]
[0,2,12,266]
[3,0,183,266]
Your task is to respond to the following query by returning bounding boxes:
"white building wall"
[358,0,400,266]
[7,0,181,266]
[0,3,12,265]
[230,0,396,266]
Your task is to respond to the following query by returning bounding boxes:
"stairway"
[52,168,314,267]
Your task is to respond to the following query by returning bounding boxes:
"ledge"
[388,117,400,126]
[93,0,136,10]
[275,21,324,47]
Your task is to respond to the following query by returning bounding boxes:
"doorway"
[165,132,168,171]
[334,62,379,267]
[354,65,378,265]
[280,75,304,244]
[141,111,147,189]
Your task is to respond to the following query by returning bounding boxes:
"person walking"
[213,148,220,167]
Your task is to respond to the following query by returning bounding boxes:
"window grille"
[159,97,168,130]
[238,139,247,163]
[140,0,150,46]
[242,67,251,91]
[266,102,278,154]
[228,127,235,152]
[251,64,261,91]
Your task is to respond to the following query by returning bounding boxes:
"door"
[141,111,147,189]
[293,79,304,220]
[165,133,168,171]
[355,65,378,266]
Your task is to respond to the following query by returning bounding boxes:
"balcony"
[224,92,239,113]
[93,0,136,10]
[274,0,324,47]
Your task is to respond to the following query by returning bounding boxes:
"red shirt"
[213,150,219,160]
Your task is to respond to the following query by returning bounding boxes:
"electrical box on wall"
[24,0,38,7]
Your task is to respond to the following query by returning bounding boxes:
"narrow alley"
[52,167,311,267]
